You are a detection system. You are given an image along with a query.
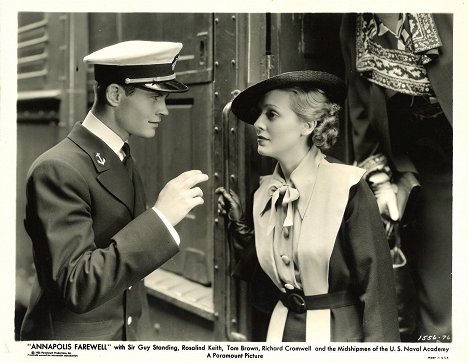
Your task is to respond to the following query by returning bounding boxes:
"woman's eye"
[266,110,279,120]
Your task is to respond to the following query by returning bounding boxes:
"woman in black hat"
[217,71,400,342]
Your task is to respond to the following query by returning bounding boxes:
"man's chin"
[135,130,157,138]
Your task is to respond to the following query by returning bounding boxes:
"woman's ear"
[301,120,317,136]
[106,83,123,107]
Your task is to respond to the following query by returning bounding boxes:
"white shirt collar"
[82,111,126,161]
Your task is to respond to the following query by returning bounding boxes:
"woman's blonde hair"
[283,87,341,151]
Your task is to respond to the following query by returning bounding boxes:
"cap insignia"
[171,55,179,71]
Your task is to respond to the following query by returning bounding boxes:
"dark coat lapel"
[133,169,147,217]
[67,123,135,214]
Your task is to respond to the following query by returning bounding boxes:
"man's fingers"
[189,187,203,198]
[174,170,203,183]
[191,196,204,208]
[182,173,209,188]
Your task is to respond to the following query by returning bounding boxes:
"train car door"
[16,12,347,342]
[87,13,218,340]
[214,13,346,342]
[16,12,88,338]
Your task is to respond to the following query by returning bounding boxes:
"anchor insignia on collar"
[95,152,106,166]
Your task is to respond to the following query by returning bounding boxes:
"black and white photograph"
[1,1,467,362]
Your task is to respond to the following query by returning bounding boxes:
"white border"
[2,1,467,362]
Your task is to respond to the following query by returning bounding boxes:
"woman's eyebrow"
[260,103,280,109]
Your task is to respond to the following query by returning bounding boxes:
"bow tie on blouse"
[266,181,300,234]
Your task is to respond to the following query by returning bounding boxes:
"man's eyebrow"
[148,91,168,97]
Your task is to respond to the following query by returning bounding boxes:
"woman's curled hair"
[283,86,341,151]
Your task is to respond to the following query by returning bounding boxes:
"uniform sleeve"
[25,159,179,314]
[343,179,400,342]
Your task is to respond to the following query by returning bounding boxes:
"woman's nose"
[254,115,265,130]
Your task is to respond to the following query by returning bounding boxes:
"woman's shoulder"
[323,155,357,168]
[321,155,365,185]
[323,154,345,164]
[321,155,372,199]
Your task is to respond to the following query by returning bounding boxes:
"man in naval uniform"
[20,41,208,340]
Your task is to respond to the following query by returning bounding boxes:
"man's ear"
[301,120,317,136]
[106,83,124,106]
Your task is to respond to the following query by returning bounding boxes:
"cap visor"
[142,79,189,93]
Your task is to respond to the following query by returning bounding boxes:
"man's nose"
[158,100,169,116]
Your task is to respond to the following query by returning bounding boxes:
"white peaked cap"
[83,40,183,66]
[83,40,188,93]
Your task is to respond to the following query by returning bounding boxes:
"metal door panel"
[120,13,213,84]
[131,83,214,286]
[275,13,348,161]
[146,296,215,340]
[16,124,62,277]
[18,12,88,128]
[18,13,66,93]
[87,13,212,87]
[87,13,120,51]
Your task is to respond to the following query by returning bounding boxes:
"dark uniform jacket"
[21,123,179,340]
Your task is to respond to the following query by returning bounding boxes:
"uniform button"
[127,316,133,326]
[284,283,294,290]
[281,255,290,265]
[128,286,132,290]
[282,227,289,239]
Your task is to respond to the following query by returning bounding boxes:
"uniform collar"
[67,122,135,213]
[82,111,126,161]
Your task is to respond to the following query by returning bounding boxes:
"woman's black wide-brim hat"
[231,70,346,124]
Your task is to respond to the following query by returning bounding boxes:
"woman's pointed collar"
[257,146,326,219]
[289,146,325,218]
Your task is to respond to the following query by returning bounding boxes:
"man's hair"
[94,82,136,105]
